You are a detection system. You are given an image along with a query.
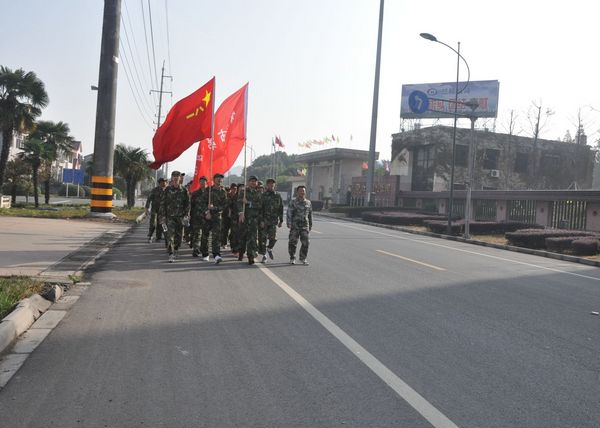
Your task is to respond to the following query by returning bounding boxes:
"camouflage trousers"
[258,222,278,255]
[221,217,231,246]
[201,218,222,257]
[165,217,184,254]
[148,211,163,240]
[191,222,204,256]
[288,227,309,261]
[243,215,260,258]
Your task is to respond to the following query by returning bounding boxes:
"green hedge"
[505,229,595,249]
[572,238,599,256]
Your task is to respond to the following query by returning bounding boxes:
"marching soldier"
[201,173,227,264]
[287,185,312,265]
[238,176,262,265]
[232,183,245,259]
[190,176,209,258]
[145,177,167,243]
[159,171,190,263]
[220,183,237,249]
[259,178,284,263]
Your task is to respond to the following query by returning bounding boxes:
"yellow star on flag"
[202,90,211,107]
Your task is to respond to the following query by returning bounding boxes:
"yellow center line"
[376,250,446,271]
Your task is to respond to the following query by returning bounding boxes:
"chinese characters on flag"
[149,77,215,169]
[191,83,248,191]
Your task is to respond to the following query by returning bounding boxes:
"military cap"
[213,173,225,179]
[258,180,264,186]
[229,183,238,188]
[198,175,207,181]
[171,170,182,177]
[237,183,245,187]
[158,178,166,183]
[248,175,258,181]
[266,178,276,184]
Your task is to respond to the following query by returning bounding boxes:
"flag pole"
[208,78,216,206]
[242,83,249,217]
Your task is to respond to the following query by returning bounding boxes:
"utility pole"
[90,0,122,217]
[366,0,384,206]
[151,61,172,179]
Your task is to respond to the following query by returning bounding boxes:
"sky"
[1,0,599,175]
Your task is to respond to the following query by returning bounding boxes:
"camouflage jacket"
[237,188,263,218]
[287,197,312,229]
[190,188,209,225]
[159,185,189,222]
[222,192,237,219]
[145,186,163,211]
[207,185,227,217]
[262,190,284,225]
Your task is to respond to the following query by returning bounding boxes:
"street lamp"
[420,33,470,235]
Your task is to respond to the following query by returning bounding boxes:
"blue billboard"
[62,168,84,184]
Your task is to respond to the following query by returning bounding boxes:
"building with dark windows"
[390,125,594,191]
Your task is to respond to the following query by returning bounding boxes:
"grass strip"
[0,276,46,319]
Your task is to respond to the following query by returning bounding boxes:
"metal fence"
[550,200,587,230]
[507,200,537,224]
[474,199,496,221]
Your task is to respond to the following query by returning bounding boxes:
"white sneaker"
[300,259,309,265]
[267,248,274,260]
[290,257,296,265]
[214,255,222,265]
[168,254,175,263]
[261,255,267,263]
[202,256,210,262]
[148,237,153,243]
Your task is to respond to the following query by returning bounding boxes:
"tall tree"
[0,66,48,187]
[4,158,31,203]
[18,137,48,207]
[30,120,73,204]
[113,144,152,208]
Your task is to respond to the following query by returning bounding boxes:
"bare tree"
[527,100,555,145]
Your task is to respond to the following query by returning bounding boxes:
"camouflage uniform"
[287,197,312,261]
[159,185,189,255]
[220,192,234,247]
[230,190,243,255]
[237,187,263,260]
[145,185,164,240]
[259,189,284,255]
[201,185,227,257]
[190,187,209,256]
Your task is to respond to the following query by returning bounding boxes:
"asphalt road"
[1,216,599,427]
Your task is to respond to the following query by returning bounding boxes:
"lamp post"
[420,33,470,235]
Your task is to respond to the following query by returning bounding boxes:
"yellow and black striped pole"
[89,0,121,217]
[91,176,113,213]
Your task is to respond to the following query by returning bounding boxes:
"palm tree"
[0,66,48,187]
[18,138,48,207]
[113,144,152,208]
[30,120,73,204]
[4,158,31,203]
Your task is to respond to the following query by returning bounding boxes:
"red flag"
[149,77,215,169]
[190,83,248,191]
[275,135,284,148]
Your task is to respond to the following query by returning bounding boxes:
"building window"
[455,145,468,167]
[415,146,434,169]
[541,154,560,171]
[483,148,500,169]
[514,152,528,173]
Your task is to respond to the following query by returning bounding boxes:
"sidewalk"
[0,217,130,278]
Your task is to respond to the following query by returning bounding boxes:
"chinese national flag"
[149,77,215,169]
[190,83,248,191]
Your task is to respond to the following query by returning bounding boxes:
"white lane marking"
[377,250,446,271]
[258,265,459,428]
[176,346,190,356]
[51,200,69,204]
[311,229,323,234]
[332,222,600,282]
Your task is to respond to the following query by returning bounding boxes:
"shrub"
[506,229,594,249]
[424,220,463,235]
[545,236,582,253]
[571,238,600,256]
[362,211,444,226]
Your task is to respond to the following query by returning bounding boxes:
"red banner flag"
[275,135,284,148]
[149,77,215,169]
[190,83,248,191]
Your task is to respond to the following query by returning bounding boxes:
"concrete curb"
[0,294,52,356]
[315,212,600,268]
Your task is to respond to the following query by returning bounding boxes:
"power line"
[120,13,155,115]
[164,0,172,75]
[119,37,155,120]
[123,0,157,107]
[140,0,159,92]
[119,39,154,129]
[147,0,160,99]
